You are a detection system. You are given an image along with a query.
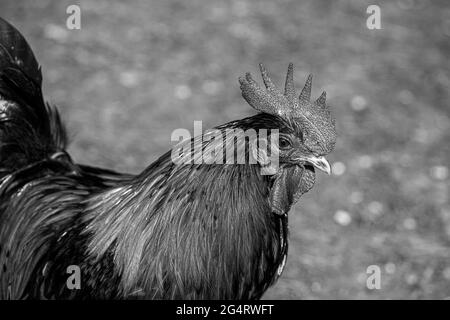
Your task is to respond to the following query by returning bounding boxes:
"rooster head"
[239,63,336,175]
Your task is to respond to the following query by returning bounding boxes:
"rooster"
[0,17,336,299]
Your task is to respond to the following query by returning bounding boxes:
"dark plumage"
[0,17,336,299]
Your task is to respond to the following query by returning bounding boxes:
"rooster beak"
[303,155,331,175]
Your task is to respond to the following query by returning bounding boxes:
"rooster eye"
[279,137,291,149]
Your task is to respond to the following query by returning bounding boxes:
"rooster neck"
[84,152,286,299]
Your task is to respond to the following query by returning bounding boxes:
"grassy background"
[1,0,449,299]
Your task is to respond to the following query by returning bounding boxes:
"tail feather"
[0,17,67,173]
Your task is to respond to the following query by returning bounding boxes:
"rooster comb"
[239,63,336,153]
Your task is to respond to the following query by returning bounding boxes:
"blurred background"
[1,0,449,299]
